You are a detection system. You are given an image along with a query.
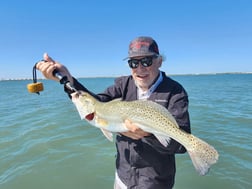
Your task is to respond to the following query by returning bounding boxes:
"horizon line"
[1,72,252,81]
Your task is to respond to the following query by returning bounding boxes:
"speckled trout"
[71,91,219,176]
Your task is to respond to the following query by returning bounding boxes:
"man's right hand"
[36,53,74,84]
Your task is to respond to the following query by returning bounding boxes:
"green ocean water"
[0,74,251,189]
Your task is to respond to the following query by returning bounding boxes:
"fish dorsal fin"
[100,128,113,142]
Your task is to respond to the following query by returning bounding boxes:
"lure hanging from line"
[27,62,44,95]
[27,60,78,95]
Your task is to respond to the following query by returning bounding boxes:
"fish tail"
[186,135,219,176]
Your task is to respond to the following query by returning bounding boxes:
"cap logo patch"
[130,41,150,50]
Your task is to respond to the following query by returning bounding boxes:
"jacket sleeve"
[64,77,123,102]
[143,89,191,154]
[64,77,94,98]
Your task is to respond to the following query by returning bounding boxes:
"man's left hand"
[120,119,151,140]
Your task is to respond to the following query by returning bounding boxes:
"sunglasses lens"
[128,59,139,69]
[128,56,155,69]
[141,57,152,67]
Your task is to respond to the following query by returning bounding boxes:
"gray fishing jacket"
[65,71,191,189]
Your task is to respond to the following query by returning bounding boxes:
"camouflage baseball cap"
[124,36,159,59]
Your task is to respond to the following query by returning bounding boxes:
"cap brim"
[123,52,158,60]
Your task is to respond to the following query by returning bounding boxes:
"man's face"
[129,56,162,91]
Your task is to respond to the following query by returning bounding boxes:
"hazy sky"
[0,0,251,79]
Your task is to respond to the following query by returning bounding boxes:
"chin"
[135,81,150,90]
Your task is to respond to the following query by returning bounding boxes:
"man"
[36,36,191,189]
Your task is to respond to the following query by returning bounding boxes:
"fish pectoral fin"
[154,134,171,147]
[100,128,113,142]
[97,118,108,127]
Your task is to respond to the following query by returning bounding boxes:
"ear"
[157,56,162,68]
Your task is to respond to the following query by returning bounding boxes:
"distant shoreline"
[1,72,251,81]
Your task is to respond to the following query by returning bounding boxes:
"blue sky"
[0,0,251,79]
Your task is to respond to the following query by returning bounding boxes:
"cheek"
[131,69,135,75]
[131,69,139,75]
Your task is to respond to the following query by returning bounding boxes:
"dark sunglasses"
[128,56,158,69]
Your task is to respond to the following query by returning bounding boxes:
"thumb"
[43,52,55,62]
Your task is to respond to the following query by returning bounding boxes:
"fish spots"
[74,92,218,175]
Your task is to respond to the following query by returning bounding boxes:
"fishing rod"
[27,60,78,94]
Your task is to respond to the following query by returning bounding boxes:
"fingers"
[35,53,59,81]
[43,52,55,63]
[120,131,143,140]
[121,119,150,140]
[36,60,58,80]
[36,52,74,84]
[124,119,146,134]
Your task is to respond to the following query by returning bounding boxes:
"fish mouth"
[71,91,95,121]
[71,91,82,99]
